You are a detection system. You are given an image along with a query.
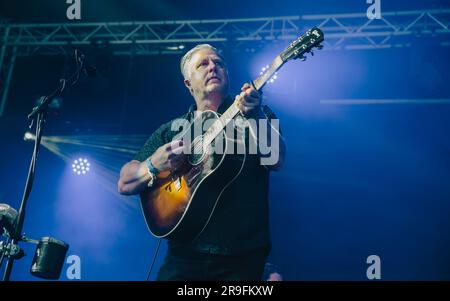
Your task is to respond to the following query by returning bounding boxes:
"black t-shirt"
[134,97,280,255]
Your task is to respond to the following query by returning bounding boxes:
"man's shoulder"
[133,110,192,162]
[152,110,192,139]
[158,111,191,130]
[151,105,192,129]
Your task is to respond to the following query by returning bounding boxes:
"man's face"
[184,48,229,99]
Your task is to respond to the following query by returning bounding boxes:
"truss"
[1,9,450,115]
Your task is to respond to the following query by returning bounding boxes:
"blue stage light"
[72,158,90,175]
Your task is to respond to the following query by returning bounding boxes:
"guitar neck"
[204,56,285,146]
[252,56,284,91]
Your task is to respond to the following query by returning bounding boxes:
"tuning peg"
[317,45,324,50]
[299,55,307,61]
[310,51,314,56]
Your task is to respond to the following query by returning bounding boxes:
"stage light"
[72,158,90,175]
[166,45,185,51]
[260,66,278,84]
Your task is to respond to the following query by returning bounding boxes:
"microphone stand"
[1,50,88,281]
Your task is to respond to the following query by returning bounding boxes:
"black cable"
[146,238,162,281]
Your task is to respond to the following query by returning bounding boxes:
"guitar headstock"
[280,27,324,62]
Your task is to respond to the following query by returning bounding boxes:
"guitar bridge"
[173,177,182,191]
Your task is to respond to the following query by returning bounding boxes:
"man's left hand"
[235,83,262,117]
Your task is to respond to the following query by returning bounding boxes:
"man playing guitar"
[118,44,286,281]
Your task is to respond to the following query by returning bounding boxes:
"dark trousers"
[156,245,269,281]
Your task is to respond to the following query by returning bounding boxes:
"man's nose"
[207,60,218,72]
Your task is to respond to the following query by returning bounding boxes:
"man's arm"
[118,160,152,195]
[118,140,185,195]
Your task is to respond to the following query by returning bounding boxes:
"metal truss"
[0,26,17,117]
[1,9,449,55]
[1,9,449,115]
[304,9,450,50]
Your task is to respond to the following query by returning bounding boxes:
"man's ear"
[184,79,193,94]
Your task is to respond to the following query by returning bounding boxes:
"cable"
[146,238,162,281]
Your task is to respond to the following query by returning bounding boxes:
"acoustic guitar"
[140,27,324,241]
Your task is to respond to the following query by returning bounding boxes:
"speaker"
[30,237,69,279]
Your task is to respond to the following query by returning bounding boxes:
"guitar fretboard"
[203,55,284,147]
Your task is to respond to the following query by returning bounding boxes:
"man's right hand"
[118,140,187,195]
[150,140,186,173]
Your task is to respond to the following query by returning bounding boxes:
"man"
[118,44,285,280]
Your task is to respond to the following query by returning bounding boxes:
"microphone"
[0,203,18,236]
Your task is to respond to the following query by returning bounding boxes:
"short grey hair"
[180,44,223,80]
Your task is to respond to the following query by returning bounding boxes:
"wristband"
[146,158,160,175]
